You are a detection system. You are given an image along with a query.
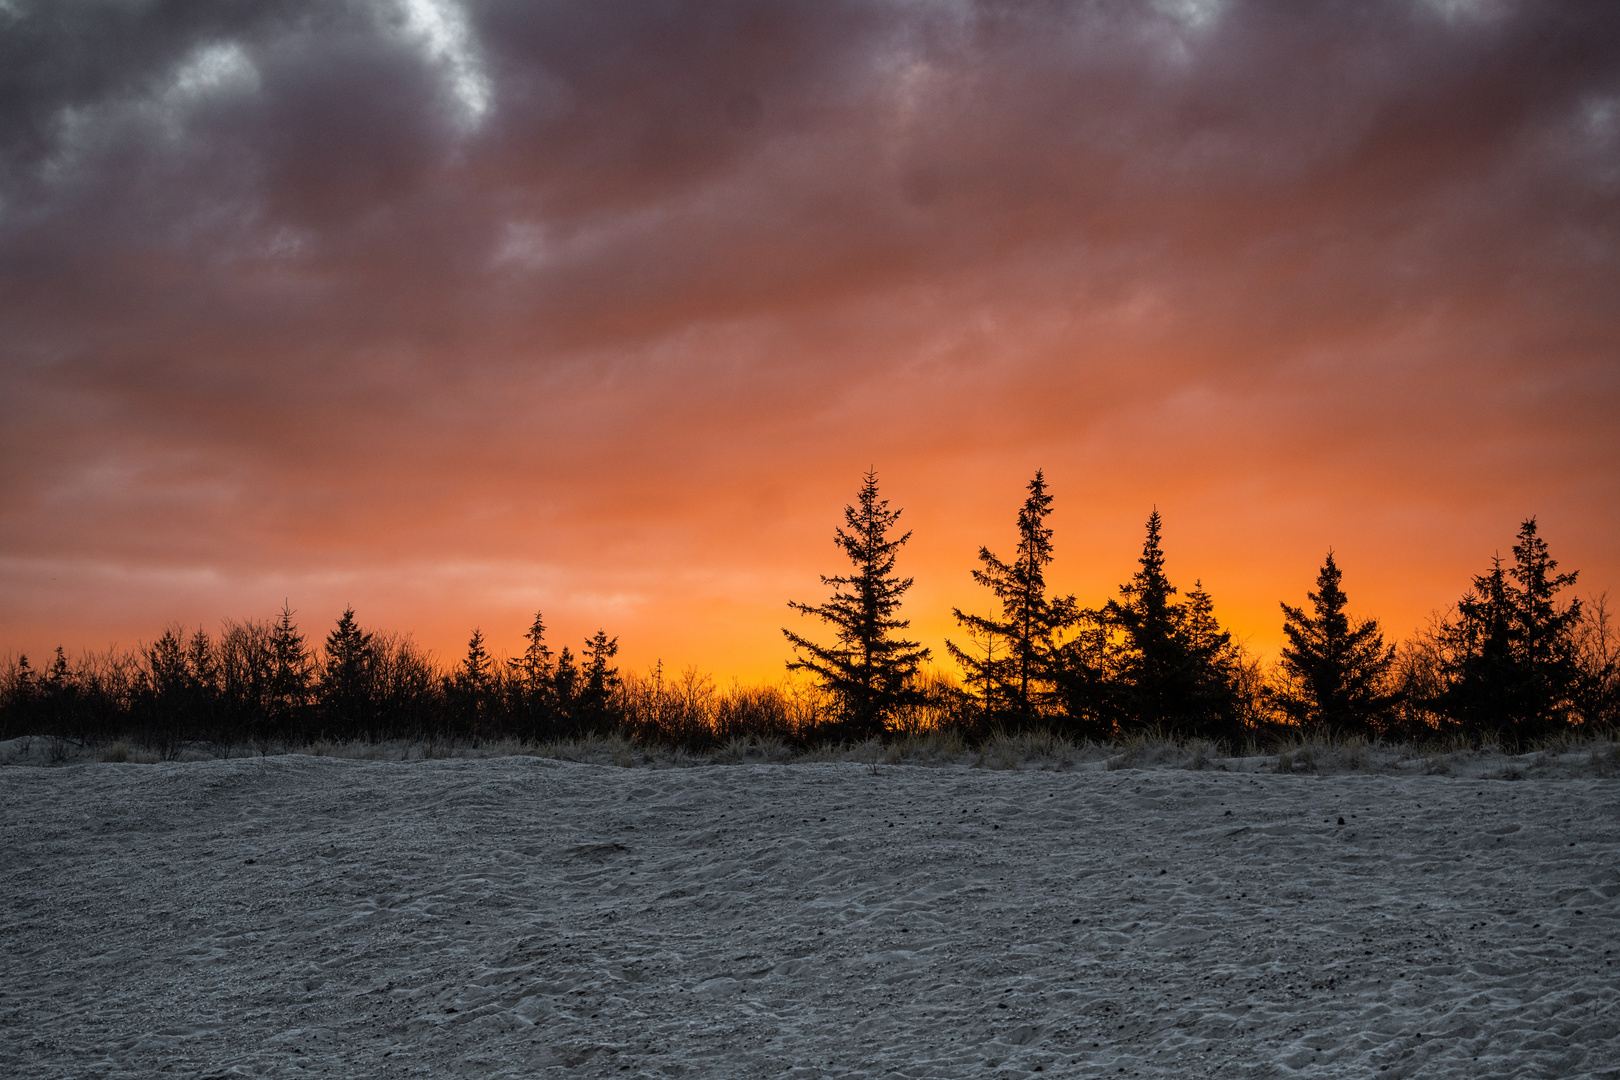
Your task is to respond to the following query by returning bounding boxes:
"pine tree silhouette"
[508,610,557,733]
[320,607,376,736]
[1440,556,1518,734]
[1276,551,1396,735]
[1441,518,1582,739]
[268,602,312,737]
[147,627,189,703]
[1104,511,1240,739]
[41,646,80,737]
[578,629,621,733]
[1509,518,1583,733]
[453,628,493,732]
[552,645,580,726]
[948,470,1078,727]
[785,470,930,739]
[45,646,71,689]
[12,653,35,700]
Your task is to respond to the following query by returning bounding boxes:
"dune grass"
[3,727,1616,779]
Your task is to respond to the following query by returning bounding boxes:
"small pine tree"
[185,628,220,733]
[947,470,1078,727]
[784,470,930,739]
[509,611,554,690]
[320,607,376,736]
[13,653,35,699]
[268,602,312,735]
[452,628,494,732]
[147,627,189,701]
[553,645,580,722]
[508,610,557,732]
[187,629,218,689]
[578,629,621,732]
[950,620,1011,723]
[1275,551,1396,735]
[41,646,80,737]
[45,646,71,689]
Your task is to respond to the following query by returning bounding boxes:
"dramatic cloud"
[2,0,1617,675]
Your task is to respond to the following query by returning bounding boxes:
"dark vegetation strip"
[4,472,1616,755]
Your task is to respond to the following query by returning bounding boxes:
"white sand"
[2,757,1617,1078]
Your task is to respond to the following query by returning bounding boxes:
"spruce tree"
[508,610,556,732]
[578,629,621,733]
[45,646,71,690]
[320,607,376,736]
[42,646,80,738]
[785,470,930,738]
[185,628,221,735]
[147,628,189,702]
[142,627,199,742]
[553,646,579,717]
[1441,518,1582,739]
[268,602,312,737]
[11,653,36,703]
[1275,551,1396,735]
[1104,511,1241,739]
[1508,518,1583,734]
[1105,510,1179,727]
[1440,556,1518,734]
[951,621,1011,722]
[453,628,493,732]
[947,470,1078,726]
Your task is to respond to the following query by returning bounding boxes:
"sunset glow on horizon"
[2,0,1616,682]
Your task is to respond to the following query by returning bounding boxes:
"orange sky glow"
[2,1,1616,681]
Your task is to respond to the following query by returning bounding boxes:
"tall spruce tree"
[268,602,312,735]
[1439,556,1517,733]
[1508,518,1583,733]
[947,470,1078,726]
[1441,518,1582,739]
[1104,511,1241,739]
[508,610,557,732]
[320,607,376,735]
[1275,551,1396,735]
[785,470,930,738]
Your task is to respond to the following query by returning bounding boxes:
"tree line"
[0,605,627,751]
[2,469,1615,751]
[783,470,1618,745]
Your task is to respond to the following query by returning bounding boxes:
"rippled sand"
[3,757,1616,1077]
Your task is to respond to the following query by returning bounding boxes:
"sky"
[2,0,1617,680]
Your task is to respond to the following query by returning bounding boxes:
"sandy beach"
[3,756,1617,1078]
